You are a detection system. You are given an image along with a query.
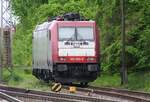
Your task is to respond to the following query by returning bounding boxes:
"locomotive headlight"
[87,57,96,61]
[88,64,98,71]
[59,57,66,61]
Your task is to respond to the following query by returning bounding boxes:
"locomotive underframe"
[54,63,100,83]
[32,63,100,84]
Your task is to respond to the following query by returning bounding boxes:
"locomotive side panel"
[33,22,54,70]
[33,30,46,69]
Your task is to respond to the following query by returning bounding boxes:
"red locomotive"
[32,13,100,85]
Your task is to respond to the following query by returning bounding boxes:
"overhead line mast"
[0,0,13,82]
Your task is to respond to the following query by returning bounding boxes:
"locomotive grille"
[67,64,88,76]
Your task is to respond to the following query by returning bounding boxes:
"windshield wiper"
[76,30,89,45]
[66,28,76,41]
[64,34,75,45]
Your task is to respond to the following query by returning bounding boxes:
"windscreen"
[59,27,75,40]
[58,27,94,41]
[77,27,94,40]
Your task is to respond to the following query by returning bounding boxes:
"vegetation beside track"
[90,71,150,92]
[3,68,51,91]
[2,68,150,92]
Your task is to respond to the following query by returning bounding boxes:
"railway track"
[63,85,150,102]
[0,84,150,102]
[90,86,150,100]
[0,85,114,102]
[0,91,22,102]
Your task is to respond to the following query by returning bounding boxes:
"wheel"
[42,69,53,83]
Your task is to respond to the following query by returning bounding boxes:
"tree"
[11,0,150,73]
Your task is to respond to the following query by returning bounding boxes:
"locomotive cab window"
[59,27,75,40]
[77,27,94,41]
[58,27,94,41]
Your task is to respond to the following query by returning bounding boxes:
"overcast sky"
[0,0,3,27]
[0,0,2,26]
[0,0,16,27]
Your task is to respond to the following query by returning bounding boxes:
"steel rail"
[90,86,150,99]
[63,85,150,102]
[0,92,22,102]
[0,85,114,102]
[0,90,80,102]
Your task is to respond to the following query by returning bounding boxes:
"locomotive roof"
[35,22,52,31]
[34,20,95,32]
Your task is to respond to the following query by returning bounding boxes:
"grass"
[2,67,150,92]
[127,71,150,91]
[3,68,51,91]
[90,73,121,87]
[90,71,150,92]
